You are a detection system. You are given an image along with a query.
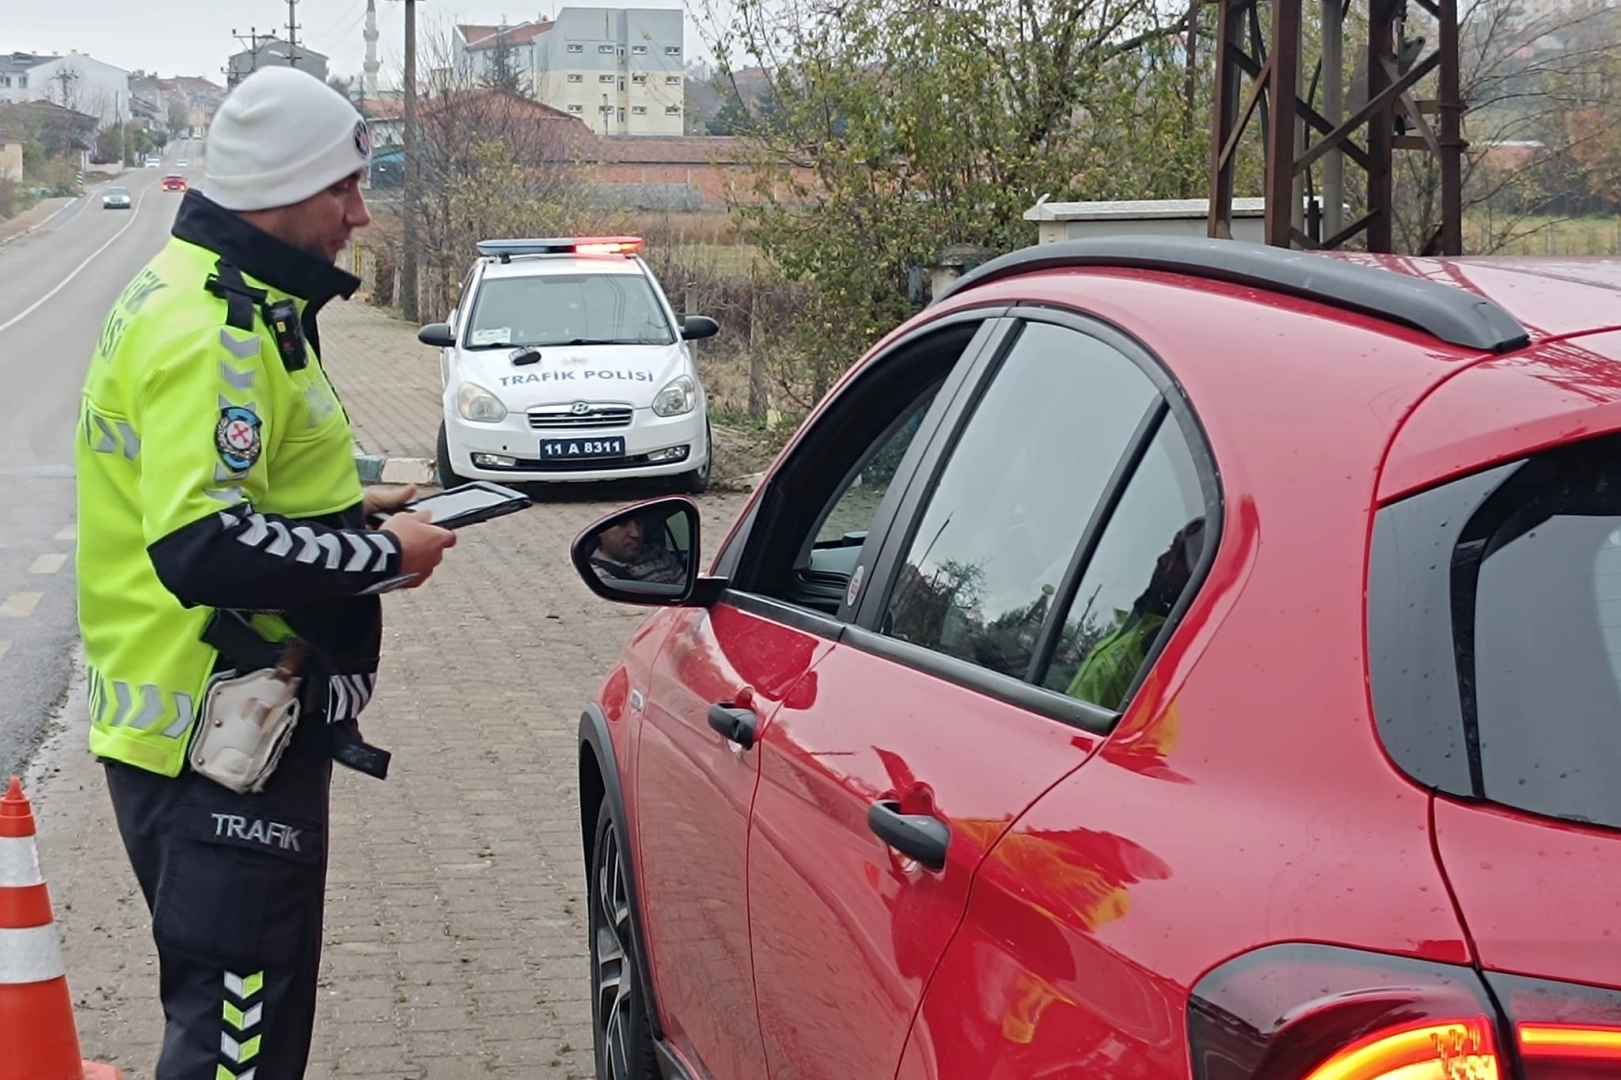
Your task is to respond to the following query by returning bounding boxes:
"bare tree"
[1389,0,1621,252]
[382,18,594,319]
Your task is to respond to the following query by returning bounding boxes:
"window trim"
[851,304,1223,732]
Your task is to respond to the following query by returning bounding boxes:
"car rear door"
[629,313,996,1080]
[745,314,1199,1079]
[1368,333,1621,1065]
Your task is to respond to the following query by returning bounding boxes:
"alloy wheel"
[594,824,635,1080]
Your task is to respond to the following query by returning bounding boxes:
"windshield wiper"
[548,337,664,347]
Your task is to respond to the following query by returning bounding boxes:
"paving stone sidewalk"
[318,300,443,461]
[26,294,752,1078]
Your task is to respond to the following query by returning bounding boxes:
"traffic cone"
[0,776,123,1080]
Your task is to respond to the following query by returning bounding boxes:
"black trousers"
[104,715,333,1080]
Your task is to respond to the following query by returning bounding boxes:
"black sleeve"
[148,502,405,611]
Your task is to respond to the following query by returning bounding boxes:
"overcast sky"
[6,0,703,87]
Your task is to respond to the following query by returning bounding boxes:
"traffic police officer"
[76,67,456,1079]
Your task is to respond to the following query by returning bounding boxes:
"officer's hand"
[363,484,417,522]
[380,510,456,585]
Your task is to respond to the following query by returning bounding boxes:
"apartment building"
[0,51,131,126]
[456,8,687,136]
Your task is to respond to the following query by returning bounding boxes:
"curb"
[0,196,78,249]
[355,453,437,487]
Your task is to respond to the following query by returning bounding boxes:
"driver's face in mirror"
[599,518,645,563]
[590,511,690,588]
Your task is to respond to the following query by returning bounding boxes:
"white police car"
[419,237,719,492]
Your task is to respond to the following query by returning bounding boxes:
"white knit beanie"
[204,67,371,212]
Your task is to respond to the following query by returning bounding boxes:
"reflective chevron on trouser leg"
[219,969,265,1079]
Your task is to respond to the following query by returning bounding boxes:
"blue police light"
[476,237,645,262]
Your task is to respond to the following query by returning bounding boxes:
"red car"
[570,237,1621,1080]
[160,174,187,192]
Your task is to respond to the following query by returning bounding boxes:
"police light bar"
[476,237,644,262]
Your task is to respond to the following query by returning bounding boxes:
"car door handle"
[867,800,950,871]
[707,703,759,750]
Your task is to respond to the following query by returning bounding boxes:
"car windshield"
[107,187,128,195]
[465,271,675,348]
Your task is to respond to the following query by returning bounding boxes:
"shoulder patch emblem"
[216,406,263,472]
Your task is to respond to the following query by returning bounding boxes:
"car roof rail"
[934,236,1531,354]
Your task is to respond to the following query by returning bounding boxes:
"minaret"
[363,0,381,99]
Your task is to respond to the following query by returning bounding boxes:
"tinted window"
[467,273,674,348]
[1369,437,1621,829]
[1040,418,1206,709]
[882,322,1159,680]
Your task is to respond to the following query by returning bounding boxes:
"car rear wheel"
[589,800,659,1080]
[435,422,467,489]
[674,422,712,495]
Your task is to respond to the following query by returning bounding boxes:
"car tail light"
[1490,972,1621,1079]
[1188,944,1505,1080]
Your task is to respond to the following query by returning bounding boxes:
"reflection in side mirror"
[571,497,705,606]
[680,315,720,341]
[418,322,455,348]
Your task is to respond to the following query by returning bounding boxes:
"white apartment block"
[0,51,131,126]
[456,8,687,136]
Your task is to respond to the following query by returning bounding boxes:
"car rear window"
[1368,434,1621,829]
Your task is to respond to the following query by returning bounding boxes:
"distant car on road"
[143,155,160,168]
[159,175,187,193]
[419,236,719,493]
[101,186,131,210]
[175,159,188,167]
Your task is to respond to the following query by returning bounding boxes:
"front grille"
[527,404,634,430]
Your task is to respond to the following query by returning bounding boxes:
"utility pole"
[231,27,267,88]
[287,0,302,69]
[399,0,421,320]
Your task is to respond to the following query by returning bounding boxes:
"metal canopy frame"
[1206,0,1464,253]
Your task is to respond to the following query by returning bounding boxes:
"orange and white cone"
[0,776,123,1080]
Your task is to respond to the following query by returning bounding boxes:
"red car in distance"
[160,174,187,193]
[570,236,1621,1080]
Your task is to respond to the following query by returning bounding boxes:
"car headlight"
[652,375,697,417]
[456,381,507,422]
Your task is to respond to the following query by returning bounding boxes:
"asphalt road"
[0,141,200,777]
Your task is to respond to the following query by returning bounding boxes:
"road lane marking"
[30,554,66,574]
[0,593,42,618]
[0,185,151,336]
[0,642,9,662]
[55,524,75,541]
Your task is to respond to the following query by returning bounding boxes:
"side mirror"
[572,497,719,606]
[680,315,720,341]
[418,322,455,348]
